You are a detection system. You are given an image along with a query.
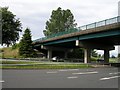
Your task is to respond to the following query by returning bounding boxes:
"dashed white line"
[109,72,120,75]
[100,76,120,81]
[59,69,79,72]
[72,71,98,75]
[0,80,5,83]
[46,71,57,74]
[67,76,78,79]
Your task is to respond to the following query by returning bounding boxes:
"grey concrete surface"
[2,67,119,88]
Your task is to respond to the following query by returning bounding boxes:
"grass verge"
[1,64,92,69]
[0,60,92,69]
[0,60,40,64]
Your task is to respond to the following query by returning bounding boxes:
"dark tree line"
[0,7,22,47]
[1,7,36,58]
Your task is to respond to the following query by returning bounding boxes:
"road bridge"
[33,16,120,63]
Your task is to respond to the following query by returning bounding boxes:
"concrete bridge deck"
[33,16,120,44]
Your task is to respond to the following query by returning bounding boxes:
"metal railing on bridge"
[33,16,120,43]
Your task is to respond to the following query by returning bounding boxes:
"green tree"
[0,7,22,47]
[118,53,120,58]
[19,28,36,58]
[43,7,77,36]
[91,50,98,57]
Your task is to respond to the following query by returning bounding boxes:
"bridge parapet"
[33,16,120,43]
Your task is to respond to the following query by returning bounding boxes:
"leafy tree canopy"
[43,7,77,36]
[91,50,98,57]
[0,7,22,47]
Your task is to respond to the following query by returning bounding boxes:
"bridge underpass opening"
[34,33,120,63]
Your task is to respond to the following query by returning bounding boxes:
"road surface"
[2,67,120,88]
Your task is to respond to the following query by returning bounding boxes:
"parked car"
[52,56,64,62]
[97,59,104,63]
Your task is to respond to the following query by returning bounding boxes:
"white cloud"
[0,0,119,55]
[1,0,119,39]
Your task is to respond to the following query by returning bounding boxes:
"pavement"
[1,67,120,88]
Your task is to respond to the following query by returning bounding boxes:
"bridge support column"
[65,52,68,59]
[84,49,91,63]
[47,50,52,59]
[104,49,109,63]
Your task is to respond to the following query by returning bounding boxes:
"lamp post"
[118,1,120,16]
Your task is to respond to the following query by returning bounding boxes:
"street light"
[118,1,120,16]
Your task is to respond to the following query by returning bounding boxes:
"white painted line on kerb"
[46,71,57,74]
[109,72,120,75]
[100,76,120,81]
[0,80,5,83]
[59,69,79,72]
[67,76,78,79]
[72,71,98,75]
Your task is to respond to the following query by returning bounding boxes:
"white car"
[52,57,57,61]
[52,56,64,62]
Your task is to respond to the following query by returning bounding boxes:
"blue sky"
[0,0,120,56]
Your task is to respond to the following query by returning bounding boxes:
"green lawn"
[1,64,92,69]
[1,60,41,64]
[109,58,119,63]
[0,60,92,69]
[1,58,118,69]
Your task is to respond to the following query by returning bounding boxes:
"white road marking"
[0,80,5,83]
[59,69,79,72]
[72,71,98,75]
[46,71,57,74]
[67,76,78,79]
[100,76,120,81]
[109,72,120,75]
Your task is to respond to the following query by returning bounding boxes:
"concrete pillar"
[65,52,68,59]
[104,49,109,63]
[84,49,91,63]
[47,50,52,59]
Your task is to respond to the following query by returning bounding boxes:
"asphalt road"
[2,67,120,88]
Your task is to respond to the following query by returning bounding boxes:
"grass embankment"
[0,47,19,58]
[1,60,92,69]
